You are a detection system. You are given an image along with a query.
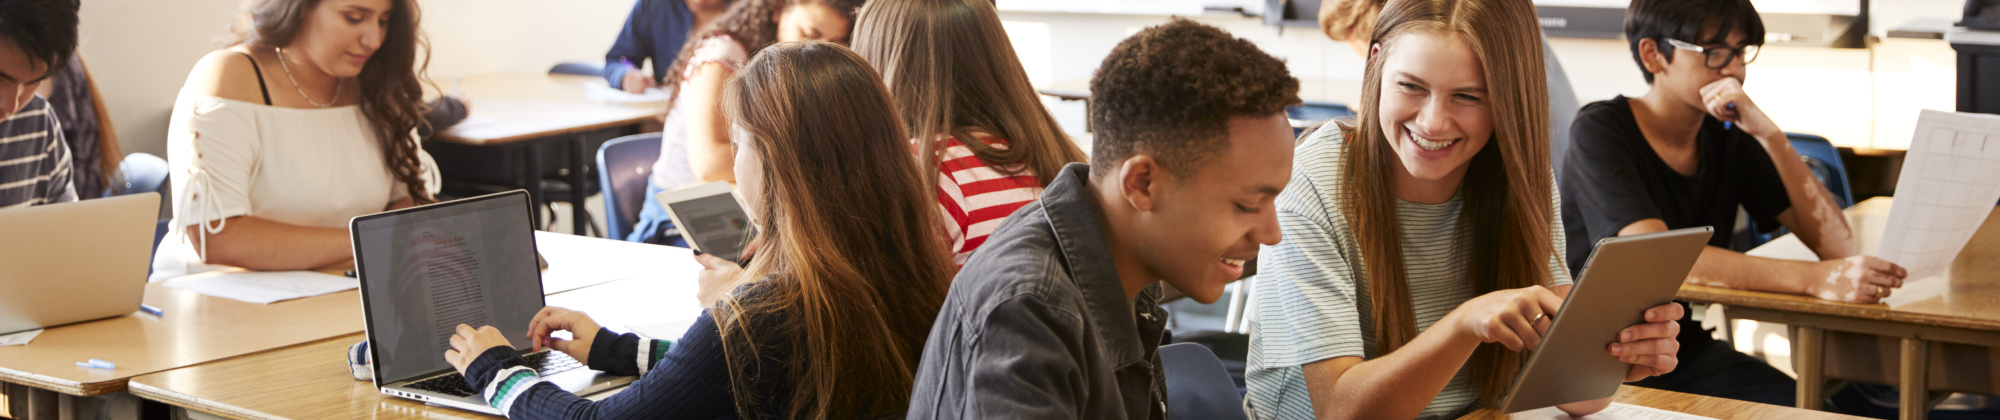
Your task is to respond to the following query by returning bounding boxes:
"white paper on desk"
[583,82,668,104]
[1508,403,1719,420]
[162,270,357,304]
[1876,110,2000,280]
[0,329,41,346]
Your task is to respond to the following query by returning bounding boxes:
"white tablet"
[1498,226,1713,413]
[656,181,756,262]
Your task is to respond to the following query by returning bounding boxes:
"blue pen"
[1723,103,1736,131]
[139,304,163,318]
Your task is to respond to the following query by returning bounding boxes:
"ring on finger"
[1530,313,1545,324]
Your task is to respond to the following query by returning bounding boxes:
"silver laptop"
[350,190,634,414]
[0,193,159,335]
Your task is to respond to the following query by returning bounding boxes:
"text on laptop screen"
[355,195,542,383]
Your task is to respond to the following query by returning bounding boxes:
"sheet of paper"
[1508,402,1719,420]
[162,270,358,304]
[0,328,42,346]
[582,82,669,104]
[1877,110,2000,280]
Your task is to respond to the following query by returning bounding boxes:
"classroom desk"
[430,73,661,235]
[128,273,704,420]
[1456,385,1865,419]
[1676,197,2000,420]
[0,231,686,420]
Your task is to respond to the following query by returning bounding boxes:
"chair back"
[548,62,603,76]
[1161,343,1249,420]
[597,133,663,241]
[1786,133,1853,207]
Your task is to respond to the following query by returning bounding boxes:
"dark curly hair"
[1088,18,1300,178]
[658,0,866,111]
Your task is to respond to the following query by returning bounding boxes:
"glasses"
[1664,38,1760,69]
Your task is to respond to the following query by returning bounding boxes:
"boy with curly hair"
[907,18,1300,419]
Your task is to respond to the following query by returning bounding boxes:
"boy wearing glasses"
[1560,0,1906,407]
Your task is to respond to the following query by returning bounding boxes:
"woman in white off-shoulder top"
[152,0,439,281]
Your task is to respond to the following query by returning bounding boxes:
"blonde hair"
[1338,0,1553,406]
[1319,0,1384,41]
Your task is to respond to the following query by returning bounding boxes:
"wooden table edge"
[436,114,654,146]
[1677,287,2000,332]
[0,366,87,396]
[127,379,283,420]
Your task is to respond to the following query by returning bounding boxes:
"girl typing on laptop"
[443,42,953,420]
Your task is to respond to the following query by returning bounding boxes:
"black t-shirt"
[1559,96,1792,349]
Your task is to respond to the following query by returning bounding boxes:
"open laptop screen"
[352,191,544,384]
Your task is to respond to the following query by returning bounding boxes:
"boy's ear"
[1637,38,1668,79]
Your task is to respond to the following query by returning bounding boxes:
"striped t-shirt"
[0,96,78,209]
[1244,124,1571,420]
[932,136,1043,265]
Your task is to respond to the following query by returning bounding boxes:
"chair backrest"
[1160,343,1249,420]
[548,62,604,77]
[1785,133,1853,208]
[110,152,168,197]
[597,133,663,241]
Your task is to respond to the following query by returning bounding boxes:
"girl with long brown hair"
[625,0,864,245]
[444,41,952,420]
[1244,0,1681,417]
[153,0,437,281]
[851,0,1086,265]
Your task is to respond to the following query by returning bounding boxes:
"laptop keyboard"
[406,351,586,398]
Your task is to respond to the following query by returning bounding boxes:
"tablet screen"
[666,192,755,262]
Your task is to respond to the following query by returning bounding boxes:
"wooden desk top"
[0,283,364,397]
[534,231,698,295]
[129,276,698,420]
[1039,77,1363,109]
[1678,197,2000,331]
[432,73,660,146]
[1458,386,1865,419]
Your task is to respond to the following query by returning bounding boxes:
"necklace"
[274,47,341,108]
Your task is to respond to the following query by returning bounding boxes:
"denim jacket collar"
[1038,163,1167,368]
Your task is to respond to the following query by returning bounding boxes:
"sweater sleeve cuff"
[464,346,525,388]
[586,327,639,374]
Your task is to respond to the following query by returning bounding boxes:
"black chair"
[548,62,603,77]
[597,133,662,241]
[1161,343,1249,420]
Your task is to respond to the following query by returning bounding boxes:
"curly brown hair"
[1087,18,1300,178]
[657,0,865,110]
[1319,0,1384,41]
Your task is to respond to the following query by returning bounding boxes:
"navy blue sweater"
[602,0,698,90]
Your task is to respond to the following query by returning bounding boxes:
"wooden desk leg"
[569,135,590,236]
[1793,326,1825,410]
[1900,338,1929,420]
[18,388,56,420]
[523,144,546,230]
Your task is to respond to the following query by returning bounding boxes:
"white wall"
[80,0,1961,156]
[78,0,632,158]
[998,6,1961,150]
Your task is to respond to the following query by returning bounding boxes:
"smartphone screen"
[664,192,755,262]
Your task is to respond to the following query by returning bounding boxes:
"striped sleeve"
[1548,178,1573,287]
[0,98,78,208]
[933,137,1043,265]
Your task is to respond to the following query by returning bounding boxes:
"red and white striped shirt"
[931,137,1044,266]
